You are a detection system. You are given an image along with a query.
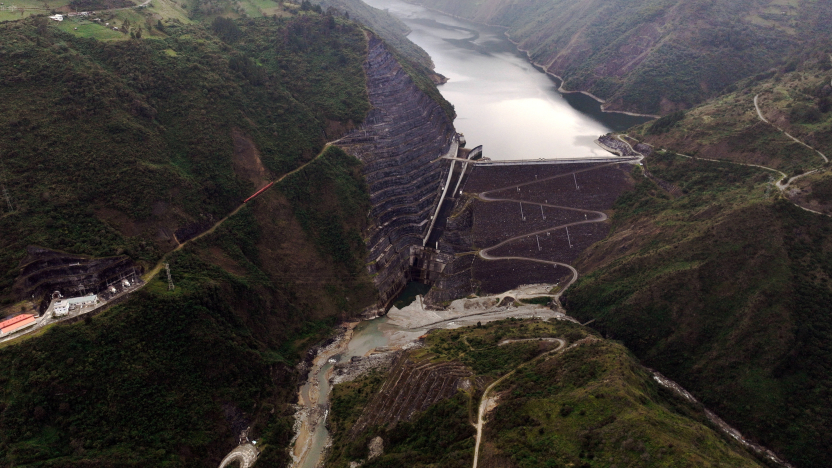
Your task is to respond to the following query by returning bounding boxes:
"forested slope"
[564,150,832,467]
[326,319,764,468]
[0,10,452,466]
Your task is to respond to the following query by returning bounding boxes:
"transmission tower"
[1,185,12,213]
[0,152,13,213]
[165,263,175,290]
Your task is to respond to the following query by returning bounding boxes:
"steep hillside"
[0,10,456,466]
[335,34,457,307]
[0,145,376,467]
[631,50,832,212]
[325,319,764,467]
[313,0,434,69]
[563,150,832,467]
[0,13,370,306]
[410,0,831,115]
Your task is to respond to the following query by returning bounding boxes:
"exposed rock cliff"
[336,35,457,307]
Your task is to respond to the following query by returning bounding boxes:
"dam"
[333,0,649,310]
[289,3,651,466]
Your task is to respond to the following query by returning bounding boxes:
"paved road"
[471,339,565,468]
[218,443,259,468]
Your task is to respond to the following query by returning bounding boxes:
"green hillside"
[632,49,832,211]
[411,0,832,115]
[0,12,369,305]
[326,319,764,468]
[564,149,832,467]
[0,11,401,466]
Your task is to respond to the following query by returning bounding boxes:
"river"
[363,0,651,160]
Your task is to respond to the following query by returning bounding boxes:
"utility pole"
[565,226,572,248]
[536,234,541,251]
[520,202,525,221]
[573,173,579,190]
[540,205,545,220]
[165,263,175,290]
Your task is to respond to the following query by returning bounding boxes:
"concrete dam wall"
[335,35,457,308]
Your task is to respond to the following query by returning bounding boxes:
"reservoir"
[363,0,651,160]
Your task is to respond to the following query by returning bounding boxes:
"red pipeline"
[244,181,275,203]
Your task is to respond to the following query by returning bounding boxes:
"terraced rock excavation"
[335,34,458,308]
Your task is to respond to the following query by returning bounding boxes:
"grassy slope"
[634,53,832,171]
[326,320,762,468]
[411,0,832,115]
[564,151,832,467]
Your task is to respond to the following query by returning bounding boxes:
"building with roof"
[52,294,97,317]
[0,314,36,335]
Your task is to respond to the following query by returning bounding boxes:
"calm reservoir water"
[363,0,651,160]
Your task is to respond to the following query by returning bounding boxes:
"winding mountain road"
[754,94,828,163]
[631,94,831,217]
[475,163,623,296]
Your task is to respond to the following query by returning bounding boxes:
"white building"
[53,300,69,316]
[49,14,63,21]
[52,294,97,317]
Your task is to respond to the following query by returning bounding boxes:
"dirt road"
[471,338,565,468]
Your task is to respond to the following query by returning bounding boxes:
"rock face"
[13,246,139,307]
[336,35,457,307]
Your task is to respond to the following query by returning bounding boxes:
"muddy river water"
[292,317,421,468]
[363,0,650,160]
